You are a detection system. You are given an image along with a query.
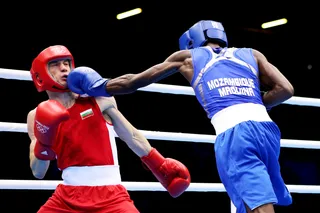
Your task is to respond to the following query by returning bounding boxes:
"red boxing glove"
[34,100,70,160]
[141,148,191,198]
[34,141,56,160]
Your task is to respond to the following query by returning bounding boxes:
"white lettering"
[214,79,219,88]
[219,78,225,87]
[217,86,256,97]
[249,79,255,88]
[218,87,227,96]
[206,78,255,89]
[206,78,257,97]
[207,80,215,90]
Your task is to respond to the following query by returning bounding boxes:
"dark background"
[0,1,319,212]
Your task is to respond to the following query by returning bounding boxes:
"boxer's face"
[47,58,72,88]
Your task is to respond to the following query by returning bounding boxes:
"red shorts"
[37,184,139,213]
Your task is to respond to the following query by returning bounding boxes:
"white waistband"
[211,103,272,136]
[62,165,121,186]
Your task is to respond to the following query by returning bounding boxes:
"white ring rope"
[1,68,320,107]
[0,180,320,193]
[1,121,320,149]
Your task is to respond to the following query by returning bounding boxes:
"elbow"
[284,83,294,98]
[289,84,294,96]
[276,83,294,101]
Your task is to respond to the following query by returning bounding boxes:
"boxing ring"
[2,67,320,212]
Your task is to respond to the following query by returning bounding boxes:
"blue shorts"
[214,120,292,213]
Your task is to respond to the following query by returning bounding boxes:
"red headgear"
[30,45,75,92]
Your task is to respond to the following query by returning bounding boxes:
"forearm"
[107,107,153,157]
[133,62,180,86]
[29,142,50,179]
[106,62,180,95]
[262,84,293,108]
[124,129,152,157]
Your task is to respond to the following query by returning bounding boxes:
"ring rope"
[0,180,320,193]
[1,121,320,149]
[1,68,320,107]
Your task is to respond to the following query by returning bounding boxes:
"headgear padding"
[179,20,228,50]
[30,45,75,92]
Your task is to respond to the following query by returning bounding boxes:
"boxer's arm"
[253,49,294,108]
[106,50,191,95]
[107,107,152,157]
[96,96,151,157]
[27,109,50,179]
[96,97,190,197]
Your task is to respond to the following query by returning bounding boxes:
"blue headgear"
[179,20,228,50]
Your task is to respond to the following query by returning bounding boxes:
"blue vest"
[190,47,264,119]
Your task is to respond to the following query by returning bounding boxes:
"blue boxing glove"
[67,66,111,97]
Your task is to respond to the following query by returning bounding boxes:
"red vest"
[53,97,117,170]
